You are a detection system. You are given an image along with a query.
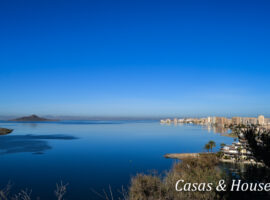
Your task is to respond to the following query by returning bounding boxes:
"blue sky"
[0,0,270,117]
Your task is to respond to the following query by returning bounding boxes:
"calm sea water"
[0,120,234,199]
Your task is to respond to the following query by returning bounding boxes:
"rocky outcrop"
[0,128,13,135]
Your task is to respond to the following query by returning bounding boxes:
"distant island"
[10,114,58,122]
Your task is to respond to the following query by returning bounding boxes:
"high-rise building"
[264,118,270,125]
[216,117,227,125]
[232,117,241,125]
[201,118,208,124]
[212,117,216,124]
[258,115,265,125]
[227,119,232,125]
[242,117,257,125]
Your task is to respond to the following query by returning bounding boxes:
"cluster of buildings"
[160,115,270,127]
[220,131,267,165]
[160,115,268,164]
[221,137,255,163]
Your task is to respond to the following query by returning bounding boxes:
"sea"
[0,120,234,199]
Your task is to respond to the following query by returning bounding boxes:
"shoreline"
[164,153,265,166]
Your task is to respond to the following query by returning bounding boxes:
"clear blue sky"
[0,0,270,118]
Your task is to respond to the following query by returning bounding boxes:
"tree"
[237,147,242,161]
[204,143,211,152]
[208,140,216,152]
[240,126,270,167]
[220,143,226,148]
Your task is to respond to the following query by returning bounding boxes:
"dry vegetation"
[0,182,67,200]
[129,154,229,200]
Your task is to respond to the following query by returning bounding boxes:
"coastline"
[164,152,265,167]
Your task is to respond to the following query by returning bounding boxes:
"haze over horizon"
[0,113,270,121]
[1,0,270,117]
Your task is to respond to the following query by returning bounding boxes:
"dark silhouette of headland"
[10,114,58,122]
[0,128,13,135]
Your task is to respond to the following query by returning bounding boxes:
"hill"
[10,114,57,122]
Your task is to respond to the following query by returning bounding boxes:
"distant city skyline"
[1,0,270,117]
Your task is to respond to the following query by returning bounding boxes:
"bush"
[129,174,165,200]
[129,154,228,200]
[216,151,224,158]
[223,155,230,160]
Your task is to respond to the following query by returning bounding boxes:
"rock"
[0,128,13,135]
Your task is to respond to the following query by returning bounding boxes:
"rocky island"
[10,114,57,122]
[0,128,13,135]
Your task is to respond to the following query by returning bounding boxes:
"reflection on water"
[212,126,230,134]
[0,134,77,154]
[201,125,230,134]
[162,123,230,134]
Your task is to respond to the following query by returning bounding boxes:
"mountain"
[10,114,57,122]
